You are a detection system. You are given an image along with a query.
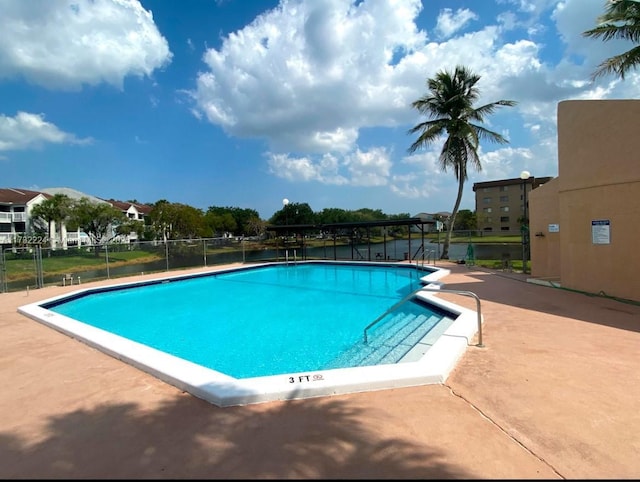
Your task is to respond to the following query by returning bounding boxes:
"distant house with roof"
[104,199,153,243]
[39,187,108,248]
[0,187,155,249]
[0,188,49,247]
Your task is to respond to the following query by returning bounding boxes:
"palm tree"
[583,0,640,80]
[408,65,516,259]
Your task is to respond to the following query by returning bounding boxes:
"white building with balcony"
[0,188,48,247]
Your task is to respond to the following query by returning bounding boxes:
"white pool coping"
[17,261,481,407]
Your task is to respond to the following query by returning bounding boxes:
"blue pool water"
[45,262,451,379]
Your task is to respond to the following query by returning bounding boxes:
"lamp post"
[282,198,290,240]
[282,198,289,228]
[520,170,531,274]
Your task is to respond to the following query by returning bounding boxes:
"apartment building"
[473,176,553,233]
[0,188,49,246]
[0,187,152,249]
[106,199,153,243]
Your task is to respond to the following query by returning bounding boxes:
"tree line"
[29,194,442,244]
[30,192,478,246]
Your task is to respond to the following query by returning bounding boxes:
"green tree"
[148,200,208,240]
[408,65,516,259]
[245,216,266,237]
[315,208,351,224]
[69,198,129,254]
[30,194,73,248]
[453,209,476,231]
[270,202,315,226]
[204,209,237,237]
[583,0,640,80]
[170,204,207,239]
[205,206,261,236]
[148,200,175,241]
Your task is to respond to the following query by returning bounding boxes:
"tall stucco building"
[529,100,640,303]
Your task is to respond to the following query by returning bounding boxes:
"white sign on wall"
[591,219,611,245]
[548,223,559,233]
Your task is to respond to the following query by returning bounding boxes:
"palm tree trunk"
[48,220,55,250]
[440,175,465,259]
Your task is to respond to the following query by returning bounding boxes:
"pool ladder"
[284,249,297,264]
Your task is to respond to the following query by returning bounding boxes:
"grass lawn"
[4,249,164,281]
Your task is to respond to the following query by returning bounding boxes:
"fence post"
[105,243,110,279]
[203,239,207,267]
[165,240,169,271]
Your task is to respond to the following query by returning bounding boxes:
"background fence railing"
[0,234,524,293]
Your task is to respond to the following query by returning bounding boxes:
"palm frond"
[407,120,448,154]
[472,124,510,144]
[591,44,640,80]
[583,0,640,80]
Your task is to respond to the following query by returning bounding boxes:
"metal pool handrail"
[419,287,484,347]
[363,286,484,347]
[363,286,427,344]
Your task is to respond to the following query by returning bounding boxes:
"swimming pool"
[18,261,480,407]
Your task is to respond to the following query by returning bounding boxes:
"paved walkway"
[1,262,639,479]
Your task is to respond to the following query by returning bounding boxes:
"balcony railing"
[0,212,26,223]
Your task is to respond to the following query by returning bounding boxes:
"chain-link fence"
[0,234,524,293]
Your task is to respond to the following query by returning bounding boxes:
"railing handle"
[418,287,484,347]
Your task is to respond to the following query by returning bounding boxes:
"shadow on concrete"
[437,264,640,334]
[0,394,473,479]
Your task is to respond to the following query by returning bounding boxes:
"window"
[499,196,509,202]
[485,217,492,223]
[500,206,509,212]
[483,197,491,204]
[483,187,492,192]
[499,186,509,192]
[483,207,492,213]
[500,216,510,223]
[500,226,510,231]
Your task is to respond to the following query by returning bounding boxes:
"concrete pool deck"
[1,262,639,478]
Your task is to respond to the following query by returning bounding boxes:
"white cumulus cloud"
[0,0,172,90]
[0,111,92,151]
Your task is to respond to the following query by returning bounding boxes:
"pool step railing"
[354,312,441,366]
[363,286,426,343]
[324,310,455,369]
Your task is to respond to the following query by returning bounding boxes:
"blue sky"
[1,0,638,220]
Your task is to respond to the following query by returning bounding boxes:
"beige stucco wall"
[529,178,561,280]
[530,100,640,302]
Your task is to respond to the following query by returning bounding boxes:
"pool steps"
[324,311,456,369]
